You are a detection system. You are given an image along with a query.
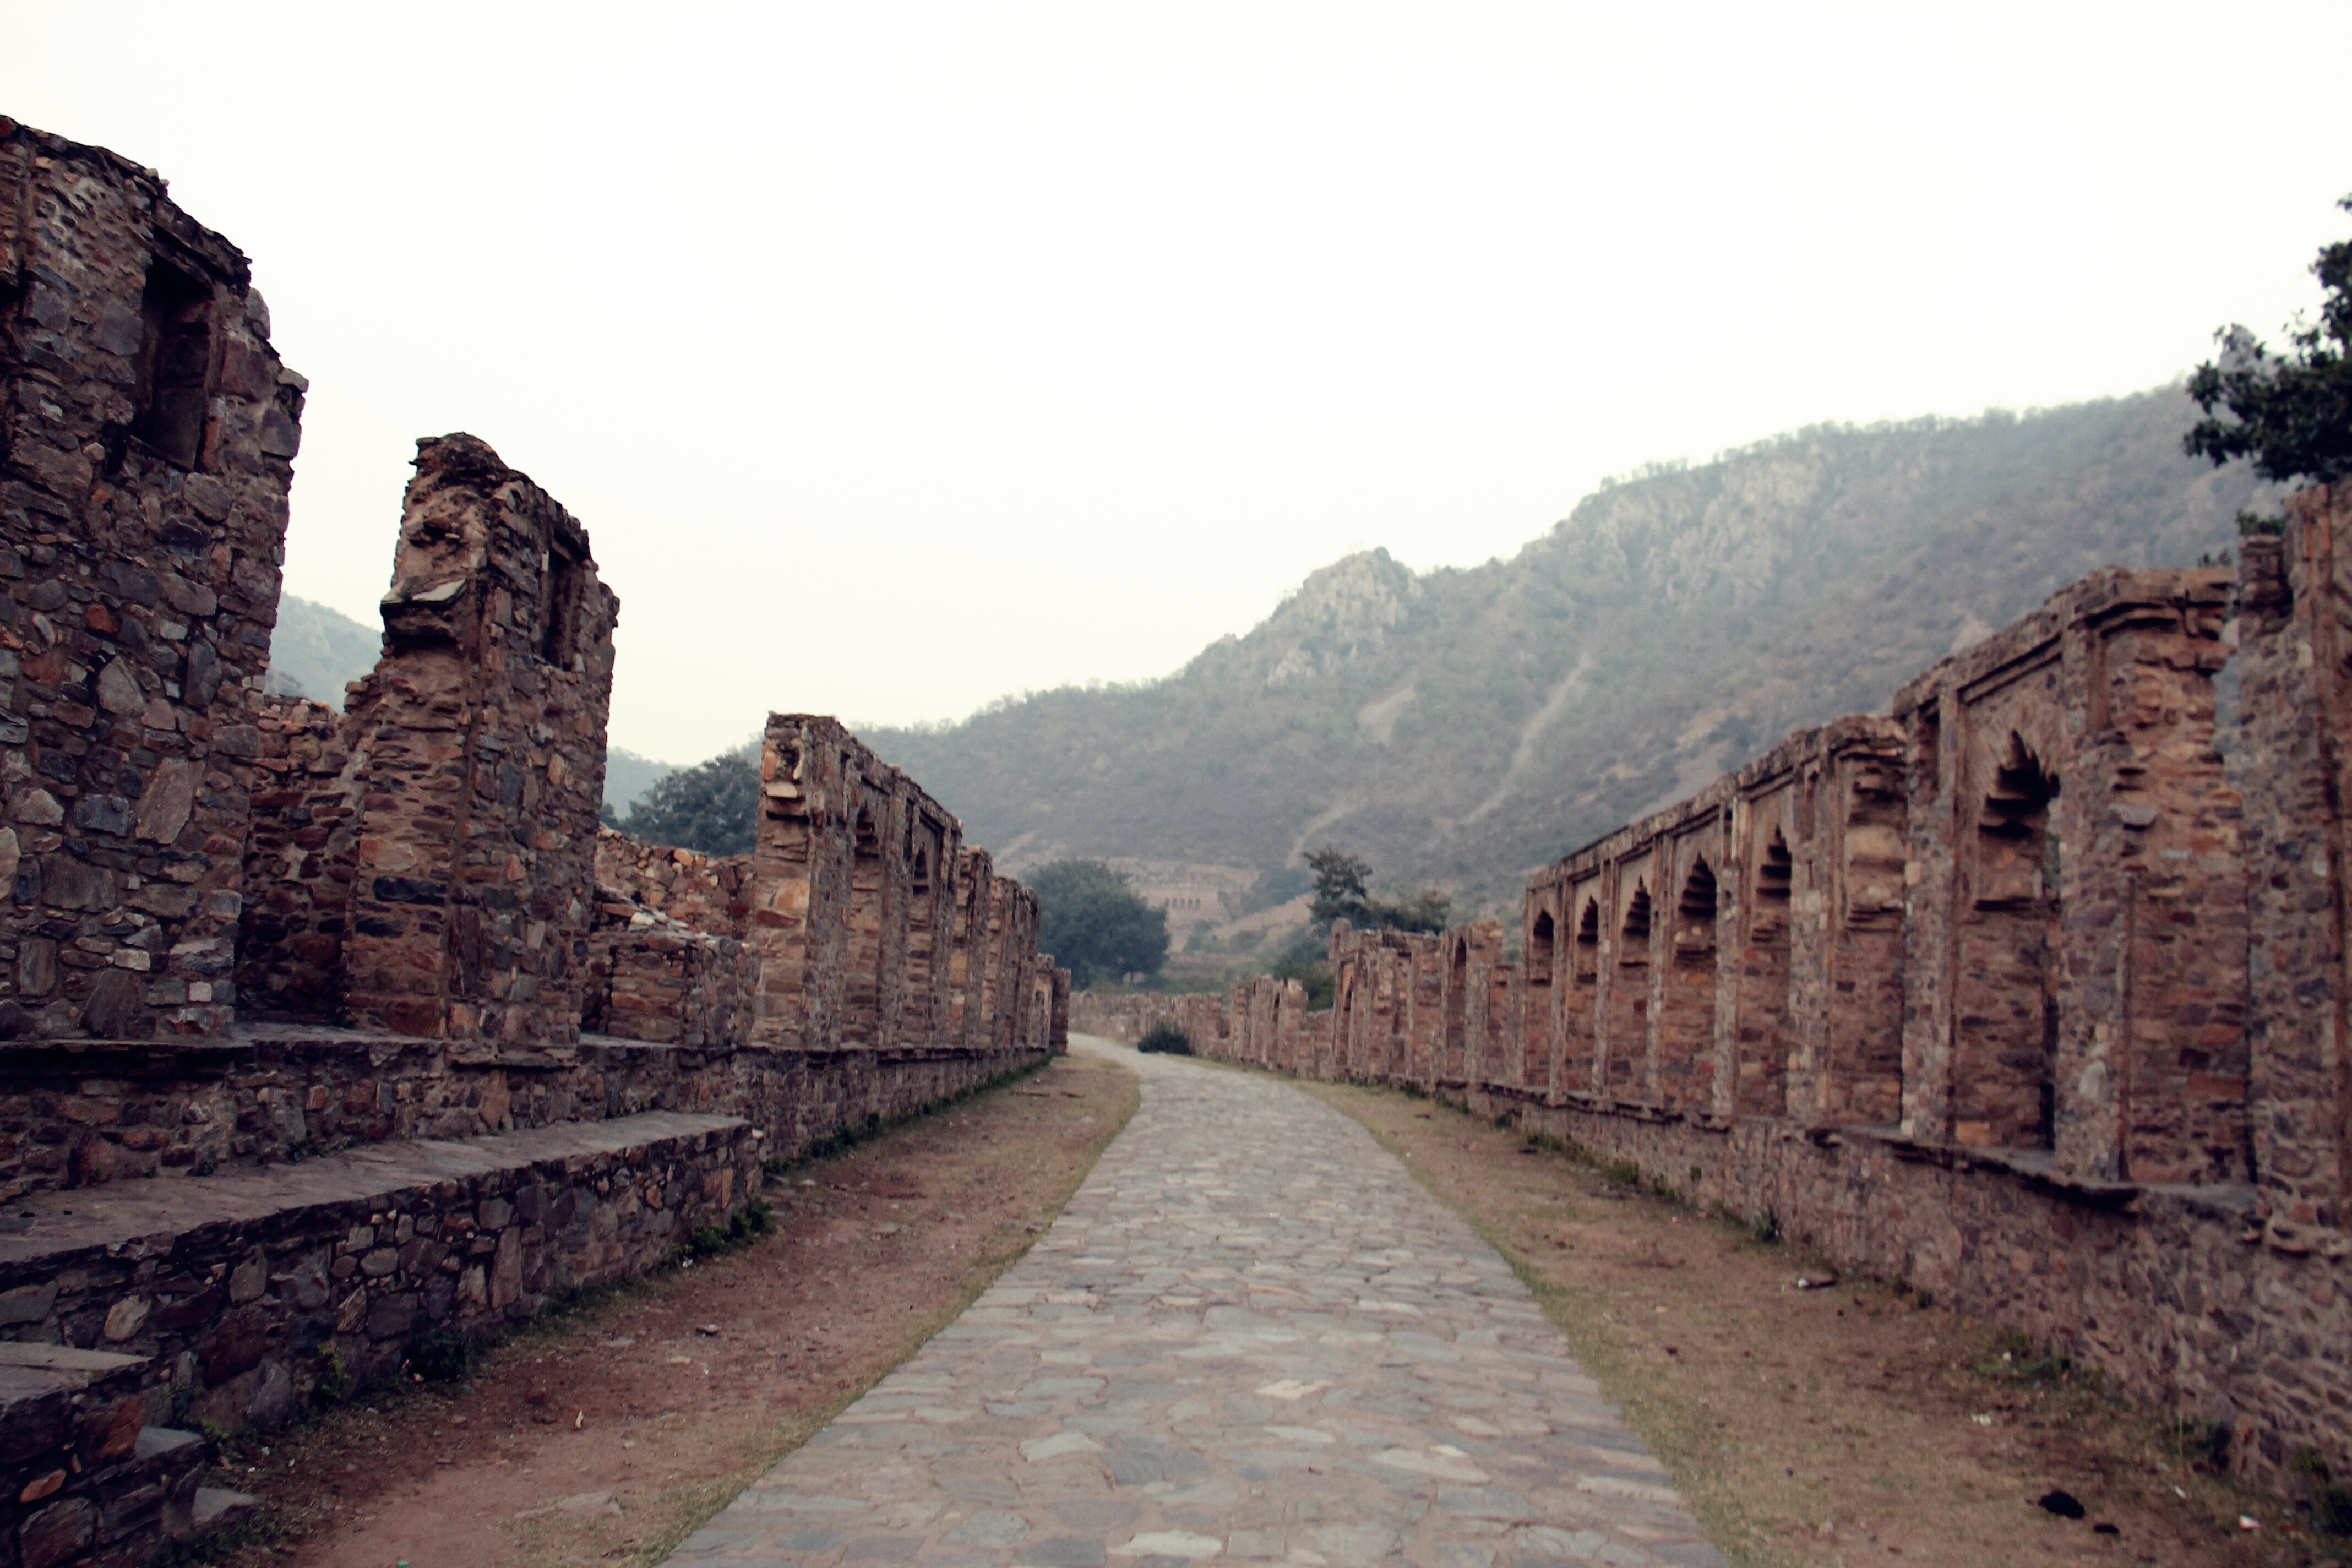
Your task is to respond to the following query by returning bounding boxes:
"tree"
[1304,845,1451,934]
[614,747,759,856]
[2185,195,2352,487]
[1031,859,1169,988]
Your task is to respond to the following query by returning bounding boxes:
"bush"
[1137,1021,1193,1055]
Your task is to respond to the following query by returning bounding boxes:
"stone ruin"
[0,118,1065,1567]
[1077,536,2352,1487]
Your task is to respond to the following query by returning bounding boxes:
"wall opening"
[1605,879,1653,1099]
[1560,895,1600,1093]
[844,807,886,1044]
[1445,937,1469,1081]
[132,260,214,470]
[1736,827,1794,1117]
[541,544,586,667]
[1956,733,2059,1149]
[901,842,936,1040]
[1525,908,1555,1090]
[1657,856,1718,1109]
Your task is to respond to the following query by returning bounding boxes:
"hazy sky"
[6,3,2348,764]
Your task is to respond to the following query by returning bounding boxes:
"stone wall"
[336,436,619,1046]
[0,118,306,1043]
[1120,554,2349,1487]
[0,121,1071,1533]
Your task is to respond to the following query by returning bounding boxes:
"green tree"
[1304,845,1451,934]
[2185,195,2352,486]
[1031,859,1169,988]
[614,746,759,856]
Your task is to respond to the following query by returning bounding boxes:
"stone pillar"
[2239,491,2351,1237]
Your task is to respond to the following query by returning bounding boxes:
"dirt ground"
[1296,1078,2343,1568]
[195,1050,1138,1568]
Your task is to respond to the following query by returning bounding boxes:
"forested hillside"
[265,595,678,812]
[866,386,2272,913]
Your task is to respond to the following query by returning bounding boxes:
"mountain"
[265,595,678,811]
[264,595,380,710]
[863,386,2275,915]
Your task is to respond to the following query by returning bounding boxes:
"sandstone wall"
[1120,555,2348,1487]
[0,118,304,1042]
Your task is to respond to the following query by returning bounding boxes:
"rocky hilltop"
[867,385,2274,912]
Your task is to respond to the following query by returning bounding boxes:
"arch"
[1604,878,1653,1098]
[1524,907,1556,1090]
[1954,732,2059,1149]
[1735,824,1795,1117]
[1657,855,1719,1109]
[1444,935,1470,1082]
[1558,894,1602,1094]
[844,807,886,1044]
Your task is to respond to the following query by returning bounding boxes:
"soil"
[1295,1077,2342,1568]
[194,1050,1139,1568]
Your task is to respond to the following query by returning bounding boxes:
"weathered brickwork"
[0,122,1066,1565]
[1093,554,2349,1489]
[0,119,306,1044]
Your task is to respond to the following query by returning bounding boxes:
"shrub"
[1137,1021,1193,1055]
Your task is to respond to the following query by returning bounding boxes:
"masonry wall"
[0,118,305,1042]
[1138,558,2346,1487]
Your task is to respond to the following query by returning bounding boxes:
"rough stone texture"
[0,118,307,1042]
[337,435,619,1046]
[663,1038,1727,1568]
[2235,486,2351,1249]
[0,126,1069,1555]
[1101,558,2347,1488]
[0,1344,214,1568]
[233,695,360,1022]
[0,1110,758,1433]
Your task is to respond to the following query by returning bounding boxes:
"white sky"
[7,3,2348,765]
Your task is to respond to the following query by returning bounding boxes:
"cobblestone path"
[664,1038,1727,1568]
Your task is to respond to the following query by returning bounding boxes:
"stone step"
[0,1110,760,1440]
[0,1338,221,1568]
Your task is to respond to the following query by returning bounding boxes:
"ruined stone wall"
[1166,558,2343,1485]
[594,829,754,940]
[336,436,618,1046]
[747,716,964,1052]
[0,119,304,1042]
[2236,486,2352,1249]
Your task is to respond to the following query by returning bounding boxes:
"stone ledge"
[0,1110,761,1441]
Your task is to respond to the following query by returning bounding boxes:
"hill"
[863,386,2274,916]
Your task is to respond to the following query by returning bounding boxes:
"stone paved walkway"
[663,1038,1727,1568]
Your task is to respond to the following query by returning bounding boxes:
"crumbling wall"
[0,119,304,1040]
[337,435,618,1046]
[594,830,755,939]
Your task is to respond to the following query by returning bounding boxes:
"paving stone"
[658,1041,1718,1568]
